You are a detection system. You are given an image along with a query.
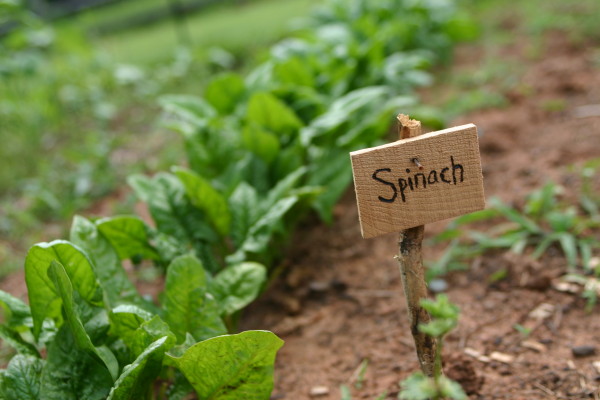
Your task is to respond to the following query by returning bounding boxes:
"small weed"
[431,169,599,308]
[540,98,567,113]
[513,323,532,338]
[398,295,466,400]
[355,359,369,389]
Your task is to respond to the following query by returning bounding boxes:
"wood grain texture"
[395,114,437,377]
[350,124,485,238]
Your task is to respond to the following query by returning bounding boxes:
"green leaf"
[444,14,480,42]
[109,304,154,339]
[399,372,437,400]
[24,240,102,339]
[489,197,541,234]
[159,95,217,134]
[580,194,598,217]
[246,92,303,134]
[40,327,113,400]
[0,326,39,357]
[204,73,246,115]
[340,384,352,400]
[128,316,176,361]
[166,371,195,400]
[419,319,457,338]
[420,294,460,320]
[438,375,467,399]
[211,263,267,316]
[545,209,577,232]
[109,305,175,360]
[580,240,594,270]
[47,261,119,381]
[228,182,259,248]
[300,86,389,146]
[242,124,281,164]
[531,233,558,260]
[70,216,143,307]
[164,255,227,342]
[173,167,232,237]
[96,216,159,261]
[0,290,31,329]
[107,336,169,400]
[168,331,283,400]
[128,173,217,244]
[307,148,352,222]
[262,166,306,214]
[0,355,44,400]
[273,57,315,87]
[469,230,529,250]
[557,232,578,268]
[525,182,557,217]
[233,196,298,258]
[451,208,499,227]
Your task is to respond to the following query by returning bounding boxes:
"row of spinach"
[0,0,476,398]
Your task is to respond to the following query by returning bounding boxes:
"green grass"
[74,0,319,65]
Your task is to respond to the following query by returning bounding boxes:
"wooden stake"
[396,114,438,377]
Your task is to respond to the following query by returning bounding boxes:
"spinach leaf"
[168,331,283,400]
[0,290,31,329]
[96,216,159,261]
[210,263,267,316]
[228,182,259,248]
[242,124,281,164]
[24,241,102,339]
[0,355,44,400]
[164,254,226,342]
[0,326,39,357]
[173,167,231,237]
[47,261,119,381]
[128,173,218,246]
[40,327,113,400]
[107,336,169,400]
[204,73,246,115]
[246,92,303,135]
[70,216,143,307]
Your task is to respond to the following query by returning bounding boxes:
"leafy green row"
[143,0,476,272]
[0,215,281,399]
[0,0,473,398]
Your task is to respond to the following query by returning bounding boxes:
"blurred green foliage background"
[1,0,599,277]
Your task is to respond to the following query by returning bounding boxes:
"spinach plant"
[0,0,477,397]
[0,215,282,399]
[399,295,466,400]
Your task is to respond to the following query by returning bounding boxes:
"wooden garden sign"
[350,114,485,377]
[351,121,485,238]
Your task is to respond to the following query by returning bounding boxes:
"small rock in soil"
[522,340,547,353]
[571,345,596,358]
[429,278,448,293]
[490,351,515,364]
[309,386,329,397]
[309,281,330,293]
[593,361,600,375]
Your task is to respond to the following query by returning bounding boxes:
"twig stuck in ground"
[396,114,438,377]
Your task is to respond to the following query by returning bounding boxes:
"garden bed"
[242,29,600,400]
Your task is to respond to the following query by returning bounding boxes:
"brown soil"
[241,32,600,399]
